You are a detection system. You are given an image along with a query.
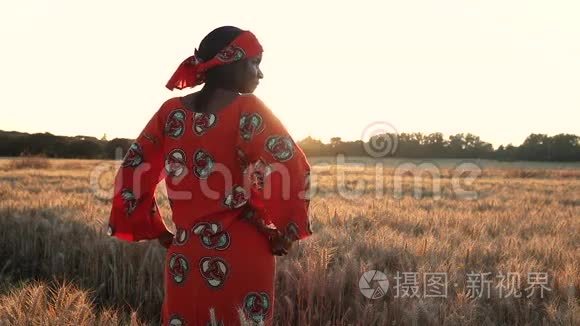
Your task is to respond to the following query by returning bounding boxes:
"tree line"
[1,130,579,161]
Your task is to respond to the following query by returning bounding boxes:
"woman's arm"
[107,102,170,242]
[237,95,313,254]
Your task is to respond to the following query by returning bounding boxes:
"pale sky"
[1,0,579,148]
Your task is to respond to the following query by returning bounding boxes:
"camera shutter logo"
[359,270,389,299]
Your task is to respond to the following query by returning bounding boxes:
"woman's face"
[235,54,263,93]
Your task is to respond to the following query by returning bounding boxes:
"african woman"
[107,26,313,325]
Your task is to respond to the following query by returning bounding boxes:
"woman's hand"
[239,206,295,256]
[268,230,294,256]
[157,230,174,249]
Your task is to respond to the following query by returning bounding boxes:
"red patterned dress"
[107,93,312,325]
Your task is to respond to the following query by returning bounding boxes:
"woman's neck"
[182,87,240,113]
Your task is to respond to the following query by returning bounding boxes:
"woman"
[107,26,313,325]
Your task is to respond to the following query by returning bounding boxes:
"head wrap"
[166,30,263,90]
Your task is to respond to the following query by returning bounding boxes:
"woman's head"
[198,26,264,93]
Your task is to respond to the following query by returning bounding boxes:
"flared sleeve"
[237,95,313,241]
[106,103,169,242]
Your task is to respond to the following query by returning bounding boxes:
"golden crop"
[0,158,578,325]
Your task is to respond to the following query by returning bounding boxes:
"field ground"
[0,157,578,325]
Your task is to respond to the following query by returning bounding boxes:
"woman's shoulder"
[160,96,185,110]
[157,93,269,118]
[237,93,271,113]
[151,97,186,120]
[238,93,263,104]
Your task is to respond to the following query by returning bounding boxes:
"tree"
[66,139,104,159]
[519,134,551,161]
[549,134,580,161]
[298,136,325,156]
[330,137,342,148]
[423,133,446,157]
[0,129,578,161]
[104,138,133,159]
[448,134,467,157]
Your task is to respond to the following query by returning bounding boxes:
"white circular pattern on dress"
[122,143,144,168]
[239,112,264,141]
[193,149,215,179]
[199,256,229,288]
[249,159,273,190]
[223,185,248,209]
[165,149,187,177]
[191,222,231,251]
[173,227,188,246]
[265,135,294,162]
[236,147,249,174]
[169,253,189,285]
[243,291,270,324]
[193,112,217,135]
[165,109,186,139]
[168,314,185,326]
[120,189,137,216]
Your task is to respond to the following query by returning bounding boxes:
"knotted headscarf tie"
[166,30,263,90]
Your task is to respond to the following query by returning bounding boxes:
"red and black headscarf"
[166,30,263,91]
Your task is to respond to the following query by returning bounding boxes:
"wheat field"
[0,157,578,325]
